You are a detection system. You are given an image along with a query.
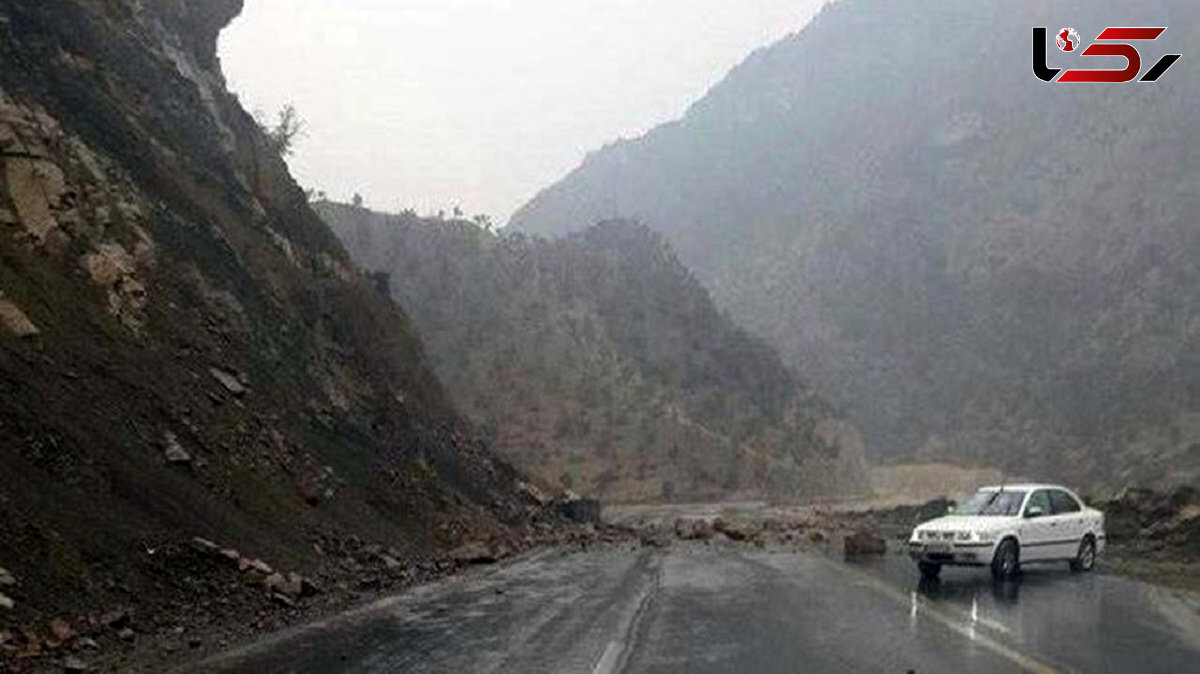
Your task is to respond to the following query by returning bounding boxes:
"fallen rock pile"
[188,537,320,606]
[842,530,887,558]
[1099,486,1200,559]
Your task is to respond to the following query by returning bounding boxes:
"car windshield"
[956,489,1027,516]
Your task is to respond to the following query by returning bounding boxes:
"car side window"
[1050,489,1081,514]
[1026,490,1051,517]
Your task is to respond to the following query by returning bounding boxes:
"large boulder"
[557,497,602,524]
[715,518,763,543]
[1104,486,1200,558]
[915,498,954,523]
[47,617,76,647]
[843,531,887,557]
[262,572,308,597]
[0,292,39,337]
[449,542,498,566]
[162,432,192,464]
[673,518,714,541]
[638,526,673,548]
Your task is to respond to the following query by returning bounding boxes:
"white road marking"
[1148,586,1200,650]
[591,555,661,674]
[592,641,625,674]
[815,556,1066,674]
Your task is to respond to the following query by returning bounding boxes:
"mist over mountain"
[510,0,1200,490]
[319,203,869,503]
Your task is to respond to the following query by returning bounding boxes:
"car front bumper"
[907,541,996,566]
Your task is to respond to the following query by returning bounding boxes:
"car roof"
[977,483,1071,492]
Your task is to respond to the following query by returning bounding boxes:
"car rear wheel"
[990,539,1020,580]
[918,561,941,580]
[1069,536,1096,572]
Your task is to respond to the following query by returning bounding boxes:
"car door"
[1020,489,1054,560]
[1048,489,1084,558]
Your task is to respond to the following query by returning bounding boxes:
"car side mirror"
[1025,505,1045,519]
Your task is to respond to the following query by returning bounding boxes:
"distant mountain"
[319,203,869,502]
[0,0,538,624]
[510,0,1200,490]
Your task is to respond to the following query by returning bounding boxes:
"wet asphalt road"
[190,544,1200,674]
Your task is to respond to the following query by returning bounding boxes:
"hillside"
[510,0,1200,490]
[319,203,869,503]
[0,0,545,649]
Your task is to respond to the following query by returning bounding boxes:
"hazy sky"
[220,0,827,222]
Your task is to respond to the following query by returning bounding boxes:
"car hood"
[915,515,1016,533]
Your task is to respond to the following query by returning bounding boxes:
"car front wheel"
[1069,536,1096,572]
[918,560,941,580]
[990,539,1020,580]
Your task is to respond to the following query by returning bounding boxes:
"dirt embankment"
[1092,486,1200,589]
[0,0,578,670]
[0,499,610,673]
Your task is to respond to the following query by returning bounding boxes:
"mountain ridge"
[510,0,1200,490]
[319,202,870,503]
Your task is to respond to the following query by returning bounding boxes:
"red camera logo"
[1034,26,1181,83]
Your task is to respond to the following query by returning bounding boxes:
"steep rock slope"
[511,0,1200,489]
[319,202,869,503]
[0,0,537,627]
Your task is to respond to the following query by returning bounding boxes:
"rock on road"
[187,544,1200,674]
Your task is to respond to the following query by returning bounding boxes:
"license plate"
[925,543,951,553]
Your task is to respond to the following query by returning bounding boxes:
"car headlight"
[953,531,996,543]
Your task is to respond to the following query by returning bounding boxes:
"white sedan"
[908,483,1106,580]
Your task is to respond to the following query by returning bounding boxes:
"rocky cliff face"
[0,0,539,634]
[319,203,870,503]
[511,0,1200,490]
